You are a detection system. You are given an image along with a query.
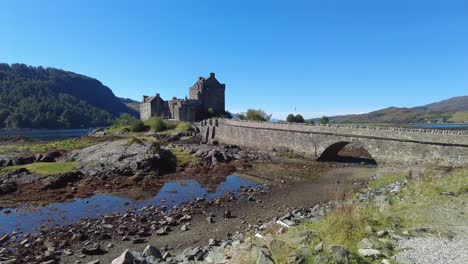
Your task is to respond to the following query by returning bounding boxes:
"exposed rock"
[0,182,17,195]
[392,255,414,264]
[357,238,379,249]
[142,245,162,258]
[357,248,382,258]
[205,250,226,263]
[81,244,107,255]
[376,230,388,237]
[251,246,274,264]
[328,245,349,264]
[67,139,162,176]
[41,171,83,190]
[111,249,135,264]
[286,255,306,264]
[314,241,323,252]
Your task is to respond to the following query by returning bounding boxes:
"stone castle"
[140,73,225,122]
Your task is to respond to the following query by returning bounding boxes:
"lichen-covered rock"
[67,139,161,176]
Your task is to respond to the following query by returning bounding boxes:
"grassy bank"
[0,137,112,154]
[254,168,467,263]
[0,162,77,175]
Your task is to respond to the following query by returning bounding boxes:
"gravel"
[396,234,468,264]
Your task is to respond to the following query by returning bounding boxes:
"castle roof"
[143,93,163,103]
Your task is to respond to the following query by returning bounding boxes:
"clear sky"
[1,0,467,119]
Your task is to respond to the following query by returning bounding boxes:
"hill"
[0,63,137,129]
[119,97,140,112]
[320,96,468,124]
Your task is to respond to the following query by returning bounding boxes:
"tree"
[320,116,329,124]
[113,113,138,127]
[294,114,305,123]
[286,114,305,123]
[0,63,135,129]
[246,109,271,121]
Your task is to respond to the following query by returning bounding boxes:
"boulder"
[111,250,135,264]
[357,249,381,258]
[357,238,379,249]
[205,250,225,263]
[41,171,83,190]
[13,155,36,166]
[142,245,162,259]
[67,139,161,176]
[328,245,349,264]
[81,244,107,255]
[251,246,274,264]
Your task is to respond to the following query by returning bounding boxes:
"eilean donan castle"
[140,73,225,122]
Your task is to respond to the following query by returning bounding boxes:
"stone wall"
[199,119,468,166]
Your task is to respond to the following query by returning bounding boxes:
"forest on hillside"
[0,63,136,129]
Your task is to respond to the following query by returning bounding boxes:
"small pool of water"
[0,175,258,234]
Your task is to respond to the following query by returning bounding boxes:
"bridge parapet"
[198,119,468,166]
[206,119,468,146]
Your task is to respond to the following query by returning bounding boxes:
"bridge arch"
[317,141,377,165]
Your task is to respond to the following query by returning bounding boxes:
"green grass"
[368,173,407,189]
[106,125,131,133]
[5,138,102,154]
[380,168,468,229]
[300,204,371,252]
[0,162,77,175]
[279,150,302,159]
[175,122,194,132]
[448,111,468,123]
[169,147,199,167]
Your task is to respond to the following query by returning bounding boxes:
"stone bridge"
[197,119,468,166]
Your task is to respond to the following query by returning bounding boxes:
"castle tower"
[189,72,225,114]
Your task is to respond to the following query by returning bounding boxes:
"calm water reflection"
[0,175,258,234]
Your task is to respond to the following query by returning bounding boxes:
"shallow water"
[0,175,258,234]
[411,123,468,129]
[0,129,92,141]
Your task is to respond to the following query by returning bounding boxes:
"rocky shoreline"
[103,172,466,264]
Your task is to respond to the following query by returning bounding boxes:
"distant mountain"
[318,96,468,124]
[119,97,140,112]
[417,96,468,112]
[0,63,137,129]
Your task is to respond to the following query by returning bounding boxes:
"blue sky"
[1,0,467,119]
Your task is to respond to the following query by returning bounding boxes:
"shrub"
[176,122,194,132]
[130,120,146,132]
[151,116,167,132]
